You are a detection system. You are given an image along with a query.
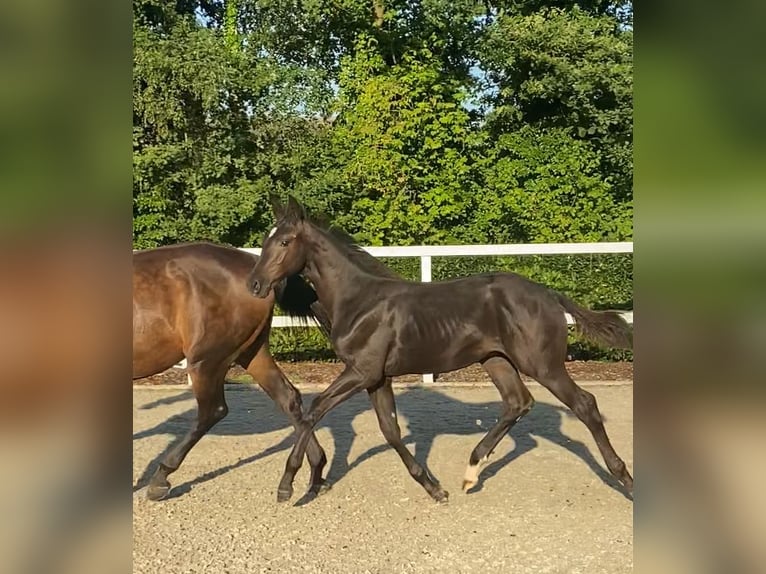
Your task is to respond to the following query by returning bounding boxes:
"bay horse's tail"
[273,275,333,337]
[553,292,632,350]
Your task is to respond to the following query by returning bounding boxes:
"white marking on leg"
[187,373,193,386]
[391,411,396,419]
[463,455,490,491]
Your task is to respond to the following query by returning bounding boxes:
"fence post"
[420,255,434,384]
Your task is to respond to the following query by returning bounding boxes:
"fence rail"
[152,242,633,383]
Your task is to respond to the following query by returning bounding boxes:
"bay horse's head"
[248,195,310,298]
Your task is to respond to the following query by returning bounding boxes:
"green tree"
[133,0,633,248]
[480,6,633,203]
[315,38,482,245]
[133,0,333,248]
[474,125,631,243]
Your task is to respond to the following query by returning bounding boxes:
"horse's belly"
[384,330,495,377]
[132,309,182,379]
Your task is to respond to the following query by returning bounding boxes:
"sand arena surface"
[133,382,633,573]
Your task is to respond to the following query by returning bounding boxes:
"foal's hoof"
[147,483,170,501]
[462,457,488,493]
[276,486,294,503]
[622,476,634,496]
[432,488,449,504]
[462,479,477,493]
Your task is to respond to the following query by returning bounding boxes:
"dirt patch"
[137,360,632,386]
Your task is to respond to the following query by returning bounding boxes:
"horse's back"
[132,242,264,379]
[133,242,257,299]
[134,242,256,277]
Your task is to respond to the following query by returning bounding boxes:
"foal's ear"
[285,195,306,221]
[269,194,285,219]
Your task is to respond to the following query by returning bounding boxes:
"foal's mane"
[304,216,400,279]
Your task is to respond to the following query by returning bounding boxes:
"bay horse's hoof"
[276,486,294,503]
[462,479,476,493]
[147,483,170,501]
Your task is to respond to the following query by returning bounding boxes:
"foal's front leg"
[368,378,448,502]
[242,347,329,496]
[277,365,375,502]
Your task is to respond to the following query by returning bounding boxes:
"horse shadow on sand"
[344,387,629,500]
[133,383,628,502]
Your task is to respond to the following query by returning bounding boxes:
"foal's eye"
[280,239,290,247]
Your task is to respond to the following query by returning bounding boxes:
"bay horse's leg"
[368,378,448,502]
[534,364,633,494]
[277,366,375,502]
[242,347,329,497]
[146,361,228,501]
[462,356,534,492]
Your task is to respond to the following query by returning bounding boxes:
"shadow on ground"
[133,384,626,501]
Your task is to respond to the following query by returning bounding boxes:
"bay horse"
[133,241,332,500]
[247,196,633,503]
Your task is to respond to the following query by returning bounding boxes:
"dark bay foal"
[248,197,633,503]
[133,241,332,500]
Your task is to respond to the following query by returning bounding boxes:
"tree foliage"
[133,0,333,248]
[480,6,633,203]
[134,0,632,247]
[321,38,482,244]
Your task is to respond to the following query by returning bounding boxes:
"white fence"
[167,242,633,383]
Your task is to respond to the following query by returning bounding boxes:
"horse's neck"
[303,227,368,318]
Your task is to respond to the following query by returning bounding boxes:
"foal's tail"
[273,275,333,337]
[553,292,632,350]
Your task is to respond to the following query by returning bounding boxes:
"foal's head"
[248,195,310,298]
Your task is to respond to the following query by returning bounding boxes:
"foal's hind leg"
[463,356,534,492]
[368,378,449,503]
[242,347,329,497]
[147,361,228,500]
[535,365,633,494]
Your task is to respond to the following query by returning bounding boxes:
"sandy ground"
[133,382,633,573]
